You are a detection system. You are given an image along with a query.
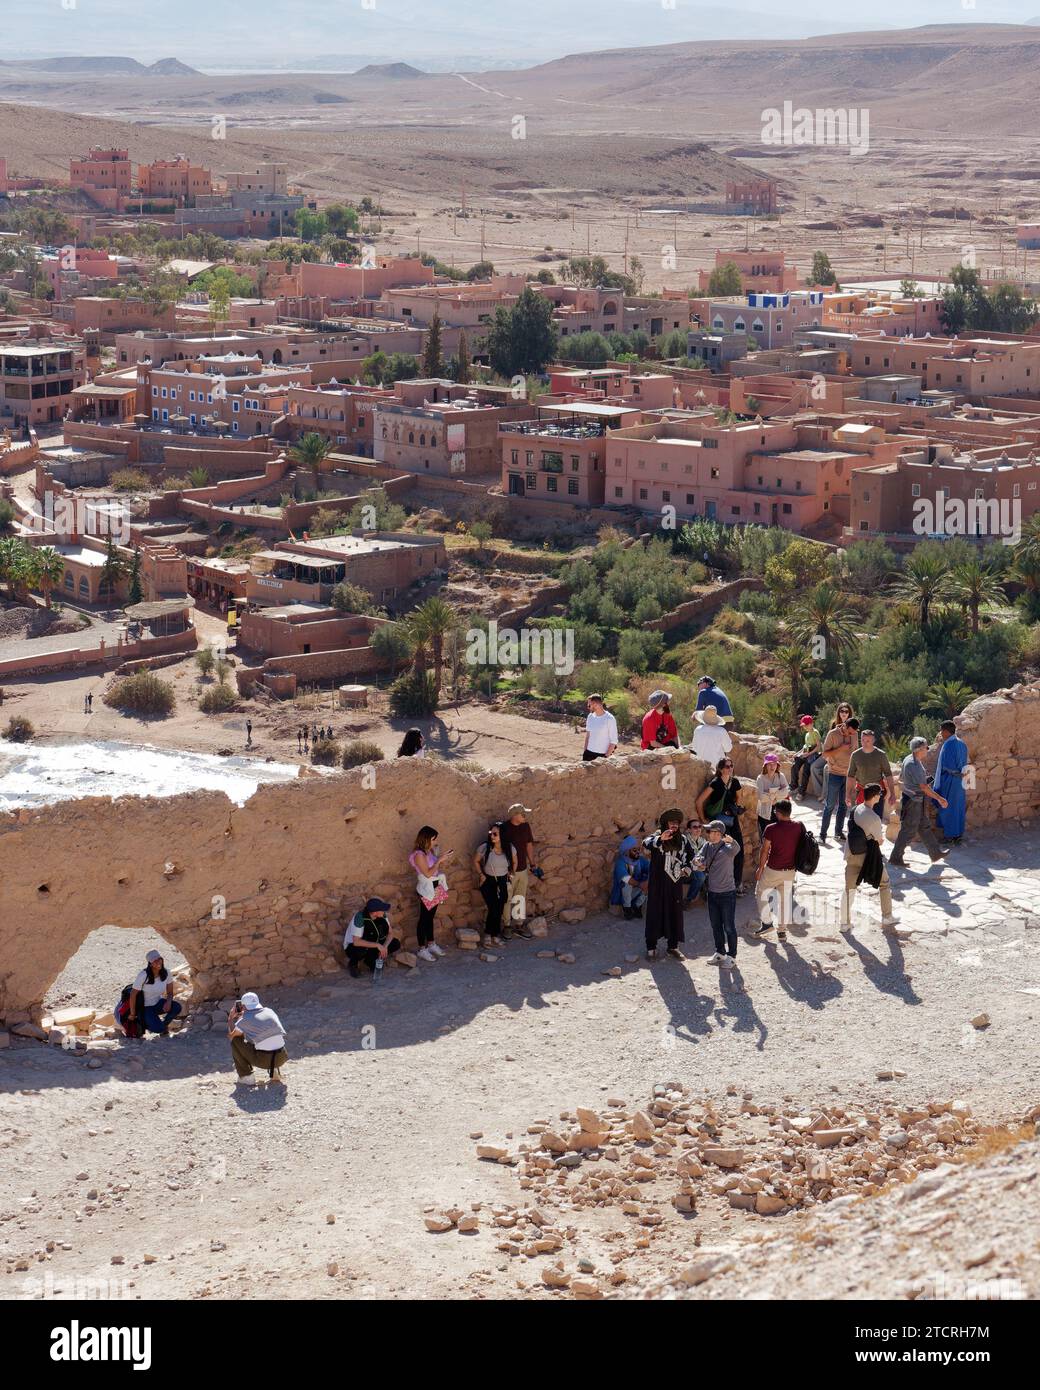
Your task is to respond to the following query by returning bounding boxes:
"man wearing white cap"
[691,705,733,766]
[228,992,288,1086]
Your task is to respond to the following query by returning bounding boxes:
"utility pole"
[481,218,486,263]
[623,215,629,275]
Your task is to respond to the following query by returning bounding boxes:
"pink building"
[375,379,534,477]
[500,403,645,505]
[706,291,826,349]
[137,157,212,207]
[299,256,435,302]
[70,148,133,209]
[696,250,800,295]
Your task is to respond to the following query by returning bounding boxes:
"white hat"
[241,991,261,1010]
[695,705,721,726]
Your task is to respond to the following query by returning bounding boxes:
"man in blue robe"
[610,835,650,919]
[934,720,968,843]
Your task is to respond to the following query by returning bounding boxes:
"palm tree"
[948,556,1005,634]
[0,536,26,599]
[405,606,432,680]
[288,431,333,495]
[774,643,818,710]
[923,679,975,718]
[187,466,210,488]
[32,546,66,609]
[787,582,859,667]
[412,597,456,695]
[890,550,953,627]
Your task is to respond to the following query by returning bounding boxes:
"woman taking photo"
[695,757,746,891]
[409,826,454,962]
[473,823,517,948]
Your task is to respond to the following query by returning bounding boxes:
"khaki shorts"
[509,869,529,922]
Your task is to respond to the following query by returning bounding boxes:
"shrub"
[108,468,151,492]
[310,736,340,766]
[390,670,438,717]
[370,623,411,669]
[341,739,385,769]
[195,646,215,677]
[104,671,176,716]
[2,715,34,742]
[617,628,664,675]
[198,683,237,714]
[332,581,380,615]
[713,607,756,640]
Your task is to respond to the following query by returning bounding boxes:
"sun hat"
[506,803,532,816]
[763,754,779,765]
[647,689,669,706]
[695,705,721,725]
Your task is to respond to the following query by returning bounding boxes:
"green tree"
[774,643,818,711]
[370,622,412,671]
[707,260,742,295]
[99,538,129,603]
[948,556,1005,634]
[207,278,231,330]
[422,311,445,378]
[466,260,495,282]
[31,546,66,610]
[454,327,472,384]
[470,520,493,551]
[922,679,975,718]
[764,538,830,598]
[411,596,457,696]
[787,582,859,667]
[127,547,143,605]
[195,646,216,678]
[486,286,559,378]
[809,251,837,287]
[324,203,360,236]
[288,431,333,494]
[891,549,953,627]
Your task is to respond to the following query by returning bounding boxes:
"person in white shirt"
[129,949,181,1036]
[228,991,288,1086]
[841,783,898,931]
[583,694,619,761]
[691,705,733,766]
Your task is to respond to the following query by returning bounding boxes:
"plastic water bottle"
[374,955,384,982]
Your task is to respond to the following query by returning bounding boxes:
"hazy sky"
[3,0,1038,67]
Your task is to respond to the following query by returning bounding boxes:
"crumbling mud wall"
[0,683,1035,1022]
[0,744,772,1023]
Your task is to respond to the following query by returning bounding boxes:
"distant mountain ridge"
[0,55,198,75]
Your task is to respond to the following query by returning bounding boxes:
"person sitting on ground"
[890,737,948,870]
[755,753,789,838]
[228,991,287,1086]
[610,835,651,919]
[500,803,539,938]
[343,897,401,977]
[474,823,516,949]
[841,783,898,932]
[691,704,733,765]
[695,675,733,721]
[583,693,619,761]
[642,809,697,961]
[695,820,741,970]
[641,690,680,750]
[128,949,182,1037]
[397,728,426,759]
[790,715,821,796]
[753,799,802,942]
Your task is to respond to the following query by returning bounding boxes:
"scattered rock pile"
[425,1083,1023,1298]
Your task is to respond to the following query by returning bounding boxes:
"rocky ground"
[2,813,1039,1301]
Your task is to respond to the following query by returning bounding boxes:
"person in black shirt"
[642,809,697,961]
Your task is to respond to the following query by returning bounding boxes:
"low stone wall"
[647,578,766,634]
[0,747,763,1024]
[0,626,196,679]
[956,683,1040,829]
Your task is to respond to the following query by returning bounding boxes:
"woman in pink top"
[409,826,455,962]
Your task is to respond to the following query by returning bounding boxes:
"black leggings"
[480,875,510,939]
[416,896,438,947]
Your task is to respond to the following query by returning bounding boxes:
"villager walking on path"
[642,809,697,960]
[229,991,287,1085]
[934,720,969,844]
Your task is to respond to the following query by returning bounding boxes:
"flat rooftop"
[54,545,105,567]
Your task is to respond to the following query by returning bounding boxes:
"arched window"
[752,319,765,333]
[381,425,388,439]
[64,571,74,589]
[419,433,426,447]
[78,576,89,596]
[430,434,437,447]
[392,427,400,442]
[408,431,415,445]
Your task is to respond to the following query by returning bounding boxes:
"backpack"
[480,823,507,871]
[795,824,820,876]
[114,983,143,1039]
[846,811,869,856]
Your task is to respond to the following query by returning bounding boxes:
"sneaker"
[721,955,736,969]
[428,942,446,957]
[622,906,635,920]
[776,930,787,941]
[236,1073,256,1086]
[753,922,775,937]
[880,916,899,929]
[819,836,829,847]
[501,929,514,941]
[348,962,361,979]
[417,946,436,962]
[837,832,846,842]
[515,924,533,938]
[706,952,724,964]
[667,948,683,959]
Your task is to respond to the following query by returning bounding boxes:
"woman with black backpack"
[473,823,517,949]
[695,758,747,893]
